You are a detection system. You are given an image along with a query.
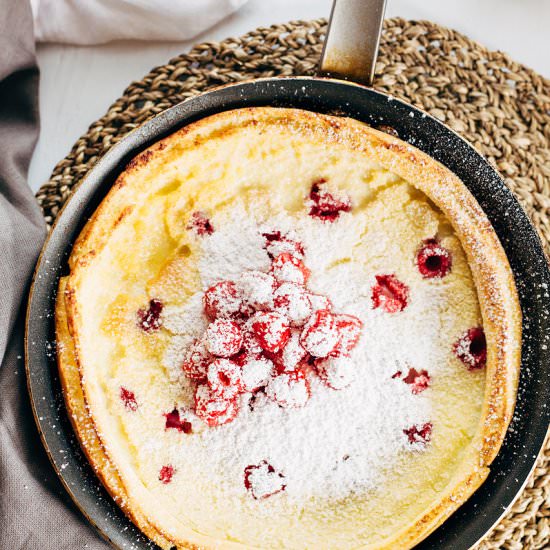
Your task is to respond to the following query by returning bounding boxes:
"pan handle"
[318,0,387,85]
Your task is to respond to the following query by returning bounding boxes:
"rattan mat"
[35,17,549,549]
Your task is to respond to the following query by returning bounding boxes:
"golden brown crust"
[57,107,521,549]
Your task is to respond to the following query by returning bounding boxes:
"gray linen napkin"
[0,1,108,548]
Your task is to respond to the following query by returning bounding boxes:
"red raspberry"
[187,211,214,236]
[237,271,276,311]
[194,384,239,427]
[273,282,312,327]
[300,309,339,358]
[204,319,243,357]
[273,329,308,373]
[315,355,355,390]
[120,387,138,411]
[137,298,163,332]
[416,238,452,279]
[271,253,310,285]
[266,370,310,408]
[263,231,305,259]
[239,354,274,392]
[402,368,431,394]
[404,422,433,447]
[250,311,291,354]
[203,281,242,320]
[453,327,486,370]
[207,358,245,399]
[159,465,175,484]
[308,293,332,313]
[308,180,352,222]
[331,314,363,356]
[244,461,286,500]
[371,274,409,313]
[241,318,264,355]
[164,408,193,434]
[181,338,210,380]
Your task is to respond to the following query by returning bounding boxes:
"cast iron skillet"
[26,1,550,548]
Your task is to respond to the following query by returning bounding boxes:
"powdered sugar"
[158,201,470,504]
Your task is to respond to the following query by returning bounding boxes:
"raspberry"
[308,180,352,222]
[315,355,355,390]
[308,293,332,313]
[244,461,286,499]
[207,358,245,399]
[402,368,431,394]
[159,465,175,484]
[273,329,308,373]
[300,309,339,358]
[241,318,265,355]
[266,370,310,408]
[137,298,163,332]
[404,422,433,447]
[416,238,452,279]
[371,274,409,313]
[271,253,310,285]
[204,319,243,357]
[263,231,305,259]
[237,271,276,311]
[187,211,214,236]
[120,387,138,411]
[181,338,210,380]
[273,282,312,327]
[453,327,487,370]
[203,281,242,320]
[164,408,193,434]
[251,311,291,354]
[331,314,363,356]
[239,354,274,392]
[194,384,239,427]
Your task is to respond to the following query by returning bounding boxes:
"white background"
[29,0,550,192]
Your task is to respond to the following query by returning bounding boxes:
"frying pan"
[26,0,550,548]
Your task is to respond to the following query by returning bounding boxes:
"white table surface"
[29,0,550,193]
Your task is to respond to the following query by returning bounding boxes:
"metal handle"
[318,0,387,85]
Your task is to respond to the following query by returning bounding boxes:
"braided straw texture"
[35,18,549,549]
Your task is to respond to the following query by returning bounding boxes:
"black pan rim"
[26,76,550,550]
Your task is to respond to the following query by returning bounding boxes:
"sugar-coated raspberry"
[187,211,214,236]
[181,338,210,380]
[308,180,352,222]
[194,384,239,427]
[273,329,308,373]
[266,370,310,408]
[371,274,409,313]
[308,293,332,313]
[404,422,433,447]
[244,461,286,500]
[164,407,193,434]
[207,358,245,399]
[416,238,452,279]
[251,311,291,353]
[120,387,138,411]
[403,368,431,394]
[453,327,487,370]
[240,354,274,392]
[331,314,363,356]
[159,464,175,484]
[315,355,355,390]
[241,318,265,355]
[203,281,242,320]
[300,309,339,358]
[237,271,276,311]
[273,282,312,327]
[271,253,310,285]
[263,231,305,259]
[204,319,243,357]
[137,298,163,332]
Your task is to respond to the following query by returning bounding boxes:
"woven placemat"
[35,17,549,549]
